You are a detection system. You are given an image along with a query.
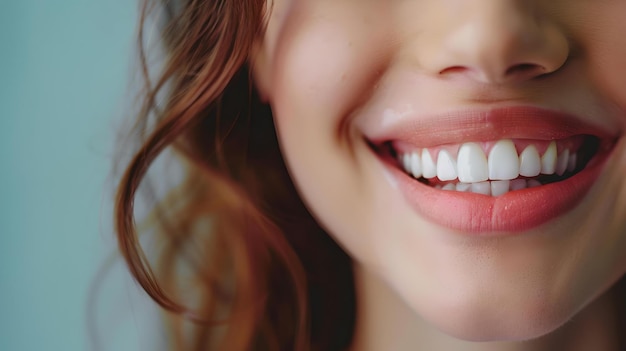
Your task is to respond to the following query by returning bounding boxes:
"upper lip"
[362,105,620,147]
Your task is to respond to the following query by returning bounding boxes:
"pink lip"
[366,106,615,147]
[383,154,609,234]
[365,106,619,234]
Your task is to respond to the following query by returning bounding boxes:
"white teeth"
[457,142,489,183]
[410,152,422,178]
[456,183,471,192]
[421,149,437,179]
[437,150,457,181]
[398,137,581,195]
[488,139,520,180]
[556,149,569,176]
[441,183,456,191]
[519,145,541,177]
[402,153,411,173]
[541,141,557,174]
[491,180,510,197]
[471,181,491,196]
[510,179,527,191]
[567,153,577,172]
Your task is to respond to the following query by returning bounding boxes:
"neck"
[348,266,622,351]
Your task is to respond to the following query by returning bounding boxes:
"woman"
[116,0,626,350]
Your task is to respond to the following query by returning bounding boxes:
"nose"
[417,1,570,84]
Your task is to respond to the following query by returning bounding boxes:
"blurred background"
[0,1,160,350]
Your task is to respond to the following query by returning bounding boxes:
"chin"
[381,241,626,343]
[417,291,574,342]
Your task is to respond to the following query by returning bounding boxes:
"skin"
[252,0,626,349]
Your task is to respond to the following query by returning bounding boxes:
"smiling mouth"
[369,134,615,233]
[361,106,620,232]
[373,135,602,197]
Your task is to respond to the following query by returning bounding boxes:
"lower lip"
[380,151,610,234]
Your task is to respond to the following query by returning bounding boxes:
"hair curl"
[115,1,355,350]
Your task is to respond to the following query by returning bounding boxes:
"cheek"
[260,2,412,267]
[268,2,393,135]
[579,4,626,281]
[575,4,626,116]
[264,2,394,217]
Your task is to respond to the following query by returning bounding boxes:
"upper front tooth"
[410,152,422,178]
[457,142,488,183]
[541,141,557,174]
[488,139,520,180]
[519,145,541,177]
[422,149,437,179]
[437,150,457,181]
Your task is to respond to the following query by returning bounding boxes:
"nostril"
[438,63,551,83]
[438,66,469,76]
[505,63,548,80]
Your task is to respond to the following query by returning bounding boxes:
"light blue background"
[0,2,158,350]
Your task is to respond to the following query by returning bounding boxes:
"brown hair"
[115,0,354,350]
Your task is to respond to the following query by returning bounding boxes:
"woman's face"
[252,0,626,341]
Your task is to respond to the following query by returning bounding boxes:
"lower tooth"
[510,179,527,191]
[491,180,510,197]
[442,183,456,191]
[456,183,471,192]
[471,182,491,196]
[430,178,545,195]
